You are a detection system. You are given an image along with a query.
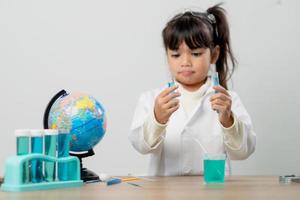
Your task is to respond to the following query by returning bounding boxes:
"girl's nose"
[181,54,192,67]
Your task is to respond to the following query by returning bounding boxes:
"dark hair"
[162,3,236,89]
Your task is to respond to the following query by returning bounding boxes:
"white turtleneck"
[177,78,210,117]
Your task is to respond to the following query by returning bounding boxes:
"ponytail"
[207,4,236,89]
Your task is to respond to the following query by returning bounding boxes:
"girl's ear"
[211,45,220,64]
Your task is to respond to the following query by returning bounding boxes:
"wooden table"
[0,176,299,200]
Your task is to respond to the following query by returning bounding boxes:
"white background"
[0,0,299,176]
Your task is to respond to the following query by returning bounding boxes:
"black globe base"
[70,149,100,183]
[81,168,100,183]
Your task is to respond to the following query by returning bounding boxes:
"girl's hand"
[210,86,234,128]
[154,85,181,124]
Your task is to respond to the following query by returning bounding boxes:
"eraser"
[107,178,121,186]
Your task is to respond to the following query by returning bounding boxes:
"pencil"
[121,177,140,182]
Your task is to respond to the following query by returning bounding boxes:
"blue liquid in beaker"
[204,159,225,184]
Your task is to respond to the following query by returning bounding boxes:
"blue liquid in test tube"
[168,80,175,88]
[211,72,220,113]
[30,129,44,183]
[212,72,220,92]
[44,129,58,182]
[15,129,30,183]
[58,129,70,181]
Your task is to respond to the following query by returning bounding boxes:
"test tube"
[15,129,30,183]
[168,76,176,88]
[30,129,44,183]
[44,129,58,182]
[212,72,220,113]
[212,72,220,90]
[168,80,175,87]
[58,129,70,181]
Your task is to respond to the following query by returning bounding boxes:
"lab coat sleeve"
[222,92,256,160]
[144,111,168,147]
[129,91,166,154]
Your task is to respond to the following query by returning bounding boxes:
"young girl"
[129,4,256,176]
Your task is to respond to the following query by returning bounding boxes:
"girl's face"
[167,41,218,91]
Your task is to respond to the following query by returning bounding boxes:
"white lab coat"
[129,84,256,176]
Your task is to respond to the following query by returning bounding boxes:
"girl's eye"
[171,54,180,58]
[192,52,202,57]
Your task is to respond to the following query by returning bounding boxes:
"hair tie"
[207,13,216,24]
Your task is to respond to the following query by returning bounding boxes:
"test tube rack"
[1,153,83,192]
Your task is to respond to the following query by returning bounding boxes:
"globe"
[47,92,107,152]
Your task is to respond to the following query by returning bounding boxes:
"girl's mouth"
[179,70,194,77]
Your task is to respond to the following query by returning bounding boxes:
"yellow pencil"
[121,177,140,182]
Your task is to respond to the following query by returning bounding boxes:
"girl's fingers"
[165,99,179,109]
[167,104,180,114]
[211,104,225,113]
[210,98,230,106]
[211,100,230,112]
[163,92,181,103]
[213,86,229,96]
[160,85,179,98]
[210,92,231,102]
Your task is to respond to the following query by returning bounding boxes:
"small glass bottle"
[15,129,30,183]
[30,129,44,183]
[44,129,58,182]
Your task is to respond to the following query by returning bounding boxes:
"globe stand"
[70,149,100,183]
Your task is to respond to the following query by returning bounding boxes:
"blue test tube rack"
[1,154,83,192]
[1,131,83,192]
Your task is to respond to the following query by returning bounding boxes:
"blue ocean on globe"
[48,92,106,152]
